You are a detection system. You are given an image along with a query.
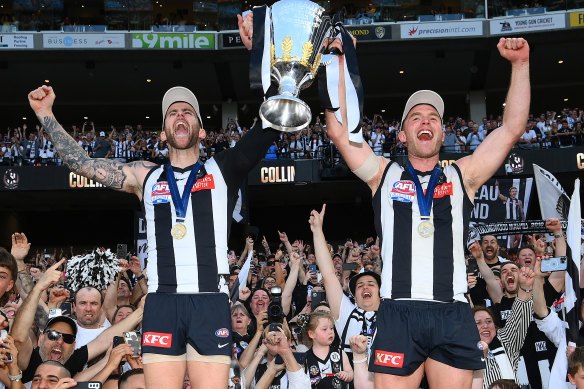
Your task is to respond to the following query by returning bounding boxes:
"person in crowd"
[304,311,353,388]
[118,368,145,389]
[442,124,458,152]
[472,265,533,388]
[466,123,484,151]
[27,360,73,389]
[231,303,253,360]
[478,221,565,389]
[28,12,279,387]
[308,205,379,361]
[72,286,110,348]
[10,258,145,385]
[323,36,530,387]
[242,324,310,389]
[569,348,584,389]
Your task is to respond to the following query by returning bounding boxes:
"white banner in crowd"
[400,21,483,39]
[0,34,34,49]
[43,34,126,49]
[469,177,533,247]
[490,13,566,35]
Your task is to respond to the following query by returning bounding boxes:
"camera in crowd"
[267,286,284,324]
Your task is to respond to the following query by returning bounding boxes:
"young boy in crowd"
[569,347,584,388]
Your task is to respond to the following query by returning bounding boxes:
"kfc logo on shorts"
[374,350,404,368]
[215,328,230,338]
[143,332,172,348]
[390,180,415,203]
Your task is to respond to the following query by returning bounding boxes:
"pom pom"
[67,248,120,292]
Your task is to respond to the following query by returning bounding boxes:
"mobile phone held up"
[0,330,12,363]
[123,331,141,358]
[540,256,568,272]
[117,244,128,260]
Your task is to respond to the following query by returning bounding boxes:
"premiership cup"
[259,0,332,132]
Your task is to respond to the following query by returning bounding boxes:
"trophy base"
[260,95,312,132]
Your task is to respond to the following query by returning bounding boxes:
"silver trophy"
[259,0,332,132]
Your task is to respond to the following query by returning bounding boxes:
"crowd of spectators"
[1,107,583,167]
[0,203,582,388]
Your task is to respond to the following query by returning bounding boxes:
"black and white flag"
[565,178,581,348]
[230,251,253,303]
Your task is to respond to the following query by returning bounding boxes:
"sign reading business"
[345,25,391,41]
[43,34,125,48]
[132,33,215,49]
[0,34,34,49]
[570,11,584,27]
[400,21,483,39]
[490,14,565,34]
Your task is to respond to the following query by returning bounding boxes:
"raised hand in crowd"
[239,287,251,302]
[278,231,293,255]
[90,343,134,383]
[48,285,69,310]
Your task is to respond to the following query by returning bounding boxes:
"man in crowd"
[72,286,110,348]
[11,259,145,384]
[119,369,146,389]
[30,361,73,389]
[28,12,278,387]
[324,37,530,387]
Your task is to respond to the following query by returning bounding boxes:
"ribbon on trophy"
[249,5,273,129]
[318,20,364,143]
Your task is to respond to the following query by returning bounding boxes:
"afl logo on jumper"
[151,175,216,204]
[215,328,230,338]
[390,180,415,202]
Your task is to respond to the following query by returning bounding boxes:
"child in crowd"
[569,347,584,388]
[305,311,353,388]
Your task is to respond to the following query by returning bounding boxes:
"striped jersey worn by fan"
[373,161,472,302]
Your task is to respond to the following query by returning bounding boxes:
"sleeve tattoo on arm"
[42,116,128,190]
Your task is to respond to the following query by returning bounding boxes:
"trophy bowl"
[259,0,332,132]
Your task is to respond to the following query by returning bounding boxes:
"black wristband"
[136,274,145,281]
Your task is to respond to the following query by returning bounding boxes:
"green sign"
[132,33,215,49]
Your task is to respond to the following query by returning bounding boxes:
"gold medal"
[418,220,434,238]
[171,223,187,240]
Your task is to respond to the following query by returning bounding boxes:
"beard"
[164,122,199,150]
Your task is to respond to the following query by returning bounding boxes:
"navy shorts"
[142,292,232,357]
[369,299,484,375]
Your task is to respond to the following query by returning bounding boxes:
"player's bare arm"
[29,86,156,199]
[324,38,386,194]
[457,37,530,198]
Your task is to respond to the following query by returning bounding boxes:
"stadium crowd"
[0,210,582,388]
[1,107,583,167]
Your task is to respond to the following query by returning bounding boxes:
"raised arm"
[86,299,144,361]
[309,204,343,320]
[469,241,503,304]
[282,253,301,316]
[457,38,530,197]
[28,86,156,200]
[324,41,386,194]
[11,259,65,370]
[545,218,566,292]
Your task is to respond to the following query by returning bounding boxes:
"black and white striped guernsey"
[373,161,473,302]
[141,122,279,295]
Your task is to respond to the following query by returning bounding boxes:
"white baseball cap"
[162,86,203,129]
[401,90,444,126]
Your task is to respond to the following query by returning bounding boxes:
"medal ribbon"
[406,162,441,220]
[166,161,203,224]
